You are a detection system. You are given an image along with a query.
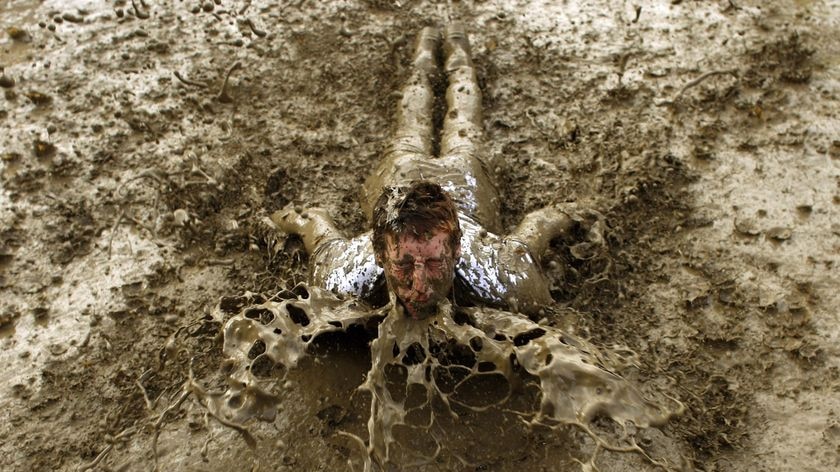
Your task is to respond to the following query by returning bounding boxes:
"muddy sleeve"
[456,217,553,316]
[308,232,384,301]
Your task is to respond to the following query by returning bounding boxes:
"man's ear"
[454,243,462,260]
[375,234,392,267]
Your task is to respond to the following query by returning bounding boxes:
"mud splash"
[210,286,683,470]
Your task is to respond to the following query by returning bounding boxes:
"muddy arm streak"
[151,388,191,472]
[107,209,125,259]
[77,426,138,471]
[573,421,681,471]
[77,444,114,471]
[136,368,157,411]
[115,169,165,196]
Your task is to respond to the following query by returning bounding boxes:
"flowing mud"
[1,1,838,471]
[213,287,683,470]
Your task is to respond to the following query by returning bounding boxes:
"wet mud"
[214,287,683,469]
[1,1,838,471]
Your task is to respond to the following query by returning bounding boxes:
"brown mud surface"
[1,0,838,470]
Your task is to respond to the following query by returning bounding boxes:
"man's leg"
[439,23,482,158]
[282,29,442,252]
[362,27,441,218]
[391,26,440,156]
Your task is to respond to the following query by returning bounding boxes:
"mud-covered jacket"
[309,213,553,314]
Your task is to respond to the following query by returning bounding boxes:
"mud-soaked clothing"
[310,212,553,314]
[308,25,555,315]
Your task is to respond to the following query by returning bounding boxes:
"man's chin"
[401,299,437,319]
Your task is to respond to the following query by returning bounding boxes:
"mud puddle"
[205,286,684,470]
[1,0,838,471]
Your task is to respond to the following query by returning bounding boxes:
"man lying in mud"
[213,24,680,469]
[271,23,603,319]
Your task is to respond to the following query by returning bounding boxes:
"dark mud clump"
[744,32,815,87]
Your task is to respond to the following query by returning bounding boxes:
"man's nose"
[411,264,428,292]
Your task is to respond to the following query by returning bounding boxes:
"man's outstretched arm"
[269,206,383,300]
[463,204,605,316]
[270,206,345,254]
[507,203,606,262]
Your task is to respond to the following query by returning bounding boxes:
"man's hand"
[565,208,607,261]
[270,205,310,234]
[508,203,607,262]
[269,205,343,254]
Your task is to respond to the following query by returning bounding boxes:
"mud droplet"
[49,343,68,356]
[796,205,812,217]
[7,27,31,41]
[766,226,792,241]
[734,217,761,236]
[0,312,14,329]
[25,91,53,106]
[1,152,22,163]
[0,75,14,88]
[173,209,190,226]
[33,140,56,158]
[62,12,84,24]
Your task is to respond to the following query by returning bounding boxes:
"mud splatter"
[211,287,682,470]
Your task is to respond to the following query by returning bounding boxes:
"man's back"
[362,152,502,235]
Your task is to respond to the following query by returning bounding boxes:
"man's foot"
[443,22,472,70]
[412,26,441,77]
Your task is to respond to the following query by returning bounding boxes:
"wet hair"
[372,181,462,258]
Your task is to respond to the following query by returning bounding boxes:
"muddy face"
[380,230,459,320]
